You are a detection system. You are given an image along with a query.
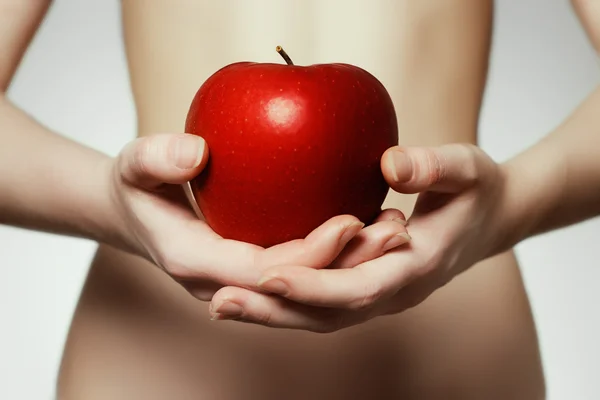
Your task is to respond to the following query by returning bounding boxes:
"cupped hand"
[209,143,508,332]
[108,132,411,301]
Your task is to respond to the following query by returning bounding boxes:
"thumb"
[118,133,208,189]
[381,143,483,194]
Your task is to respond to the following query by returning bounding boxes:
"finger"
[256,215,365,270]
[256,250,424,310]
[173,213,398,300]
[208,286,367,333]
[372,208,407,225]
[162,215,364,287]
[118,133,208,190]
[163,229,263,286]
[381,143,485,194]
[330,220,410,269]
[262,210,408,271]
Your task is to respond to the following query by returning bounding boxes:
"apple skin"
[185,60,398,248]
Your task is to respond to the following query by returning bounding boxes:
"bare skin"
[55,1,545,399]
[4,0,600,398]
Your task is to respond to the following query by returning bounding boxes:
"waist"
[57,245,544,400]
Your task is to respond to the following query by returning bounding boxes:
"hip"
[56,245,544,400]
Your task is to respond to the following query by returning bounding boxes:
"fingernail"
[340,221,365,243]
[382,232,412,252]
[388,150,412,183]
[213,300,244,316]
[209,300,244,321]
[392,217,408,226]
[175,135,205,169]
[257,277,289,296]
[210,313,240,321]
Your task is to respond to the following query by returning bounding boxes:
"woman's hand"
[108,132,411,301]
[208,143,510,331]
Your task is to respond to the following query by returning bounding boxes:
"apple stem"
[276,46,294,65]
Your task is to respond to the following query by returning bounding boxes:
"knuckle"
[250,247,267,272]
[422,148,446,187]
[162,258,188,279]
[350,280,382,311]
[134,138,154,176]
[455,143,482,185]
[117,141,138,183]
[159,248,198,280]
[254,308,274,327]
[413,252,441,279]
[144,242,169,271]
[462,144,481,181]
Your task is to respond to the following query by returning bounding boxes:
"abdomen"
[57,1,545,398]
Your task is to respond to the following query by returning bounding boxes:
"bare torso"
[57,1,545,399]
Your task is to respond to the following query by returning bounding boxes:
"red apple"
[185,46,398,248]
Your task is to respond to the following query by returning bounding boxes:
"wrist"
[0,94,143,254]
[92,156,145,256]
[492,160,530,254]
[494,142,566,252]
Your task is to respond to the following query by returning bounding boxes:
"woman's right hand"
[106,132,411,302]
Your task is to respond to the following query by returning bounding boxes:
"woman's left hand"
[209,143,512,332]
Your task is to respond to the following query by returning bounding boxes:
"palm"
[112,136,410,307]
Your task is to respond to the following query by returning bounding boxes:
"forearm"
[500,85,600,247]
[0,94,126,247]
